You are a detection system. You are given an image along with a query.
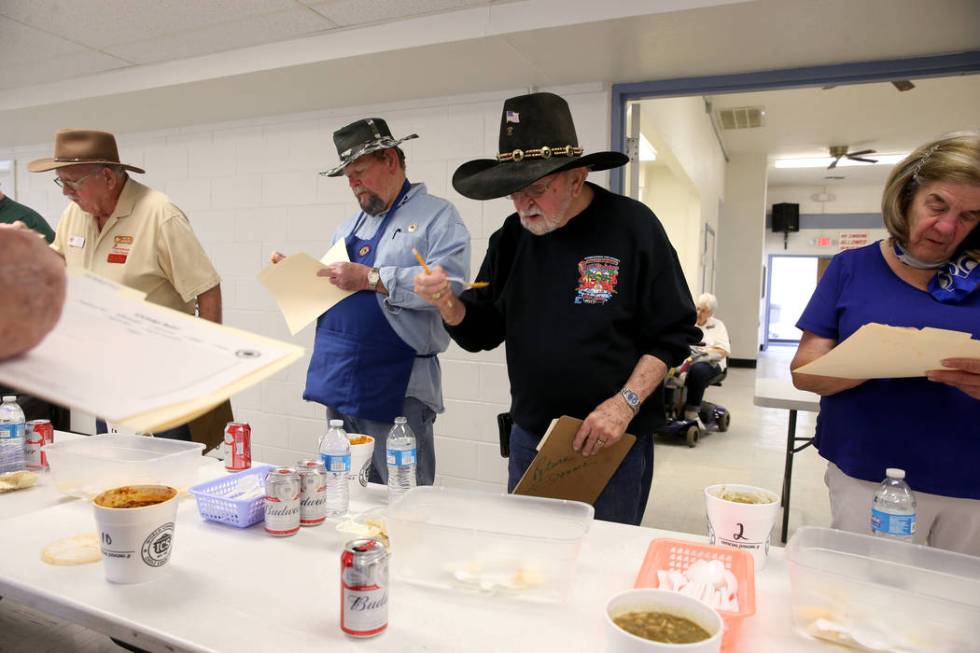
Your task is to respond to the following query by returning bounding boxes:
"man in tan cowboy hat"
[270,117,470,487]
[29,129,222,440]
[414,92,700,525]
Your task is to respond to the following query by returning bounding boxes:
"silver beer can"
[264,467,300,537]
[297,459,327,526]
[340,538,389,637]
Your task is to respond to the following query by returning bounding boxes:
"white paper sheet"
[795,322,980,378]
[257,241,354,335]
[0,270,304,430]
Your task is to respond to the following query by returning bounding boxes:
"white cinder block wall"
[5,82,612,493]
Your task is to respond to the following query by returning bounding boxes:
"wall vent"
[717,106,765,130]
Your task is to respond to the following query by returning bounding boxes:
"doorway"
[764,254,832,346]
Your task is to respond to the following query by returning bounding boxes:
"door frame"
[609,50,980,194]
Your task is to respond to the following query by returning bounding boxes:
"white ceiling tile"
[306,0,495,26]
[0,49,130,91]
[0,0,299,48]
[103,7,337,64]
[0,16,88,64]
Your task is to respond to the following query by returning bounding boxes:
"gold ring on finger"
[434,291,441,300]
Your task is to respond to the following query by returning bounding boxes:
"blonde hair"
[881,133,980,259]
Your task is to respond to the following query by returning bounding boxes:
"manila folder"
[513,415,636,505]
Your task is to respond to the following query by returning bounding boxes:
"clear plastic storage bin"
[45,435,204,499]
[786,526,980,653]
[386,486,594,603]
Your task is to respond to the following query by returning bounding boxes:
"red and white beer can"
[264,467,300,537]
[25,419,54,470]
[223,422,251,472]
[297,459,327,526]
[340,538,389,638]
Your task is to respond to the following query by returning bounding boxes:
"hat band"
[496,145,583,163]
[54,157,113,163]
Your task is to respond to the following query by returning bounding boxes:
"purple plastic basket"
[189,465,274,528]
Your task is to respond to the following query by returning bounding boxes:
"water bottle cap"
[2,395,15,402]
[394,416,407,424]
[329,419,344,428]
[886,467,906,479]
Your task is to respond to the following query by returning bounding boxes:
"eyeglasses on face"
[53,171,99,190]
[508,175,560,200]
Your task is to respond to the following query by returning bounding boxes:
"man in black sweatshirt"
[414,92,700,525]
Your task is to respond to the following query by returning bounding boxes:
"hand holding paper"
[795,323,980,379]
[258,241,354,335]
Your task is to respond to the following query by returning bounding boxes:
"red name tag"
[107,253,128,264]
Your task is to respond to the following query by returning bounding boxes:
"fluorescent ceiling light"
[773,154,907,169]
[640,134,657,162]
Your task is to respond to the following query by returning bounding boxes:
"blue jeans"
[95,419,192,441]
[507,423,654,525]
[327,397,436,486]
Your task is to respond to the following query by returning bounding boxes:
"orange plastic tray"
[634,538,756,651]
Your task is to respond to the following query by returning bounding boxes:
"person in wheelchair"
[682,293,730,428]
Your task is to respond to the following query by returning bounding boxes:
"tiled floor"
[641,345,831,538]
[1,347,829,651]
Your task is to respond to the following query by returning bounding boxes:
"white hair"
[696,293,718,313]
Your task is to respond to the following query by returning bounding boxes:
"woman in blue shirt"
[791,134,980,555]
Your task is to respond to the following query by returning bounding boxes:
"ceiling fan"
[827,145,878,169]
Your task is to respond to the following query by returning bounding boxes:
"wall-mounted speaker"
[772,203,800,232]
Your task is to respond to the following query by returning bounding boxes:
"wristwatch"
[620,386,641,415]
[367,267,380,291]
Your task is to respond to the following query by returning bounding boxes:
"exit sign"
[816,236,832,247]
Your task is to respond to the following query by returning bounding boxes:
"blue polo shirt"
[797,242,980,499]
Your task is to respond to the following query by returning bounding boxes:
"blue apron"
[304,181,418,423]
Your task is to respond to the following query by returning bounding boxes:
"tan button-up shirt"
[51,178,220,314]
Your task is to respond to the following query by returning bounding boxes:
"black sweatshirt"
[446,183,700,437]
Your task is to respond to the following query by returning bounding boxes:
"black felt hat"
[452,92,628,200]
[320,117,418,177]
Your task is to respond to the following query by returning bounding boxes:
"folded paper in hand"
[513,415,636,505]
[795,322,980,379]
[258,241,354,335]
[0,270,304,432]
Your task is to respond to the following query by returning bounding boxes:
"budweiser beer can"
[297,459,327,526]
[264,467,300,537]
[25,419,54,470]
[340,538,389,638]
[223,422,252,472]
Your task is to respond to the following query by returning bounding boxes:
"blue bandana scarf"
[893,241,980,304]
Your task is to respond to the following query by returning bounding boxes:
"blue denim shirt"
[331,183,470,413]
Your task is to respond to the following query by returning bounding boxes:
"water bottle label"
[871,508,916,536]
[386,448,416,466]
[320,453,350,473]
[0,423,23,440]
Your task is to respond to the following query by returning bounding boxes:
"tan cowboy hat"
[28,129,145,174]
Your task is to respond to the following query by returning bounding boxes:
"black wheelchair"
[656,349,731,448]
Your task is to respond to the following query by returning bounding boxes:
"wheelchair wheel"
[685,424,699,448]
[717,411,731,432]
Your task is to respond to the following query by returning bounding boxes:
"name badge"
[69,235,85,248]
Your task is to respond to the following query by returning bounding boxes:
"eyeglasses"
[508,175,560,201]
[53,171,99,190]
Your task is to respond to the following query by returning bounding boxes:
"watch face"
[624,390,639,406]
[367,270,379,284]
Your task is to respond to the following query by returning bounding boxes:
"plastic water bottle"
[0,395,27,473]
[871,468,916,541]
[319,419,350,517]
[386,416,417,502]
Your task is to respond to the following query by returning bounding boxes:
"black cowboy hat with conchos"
[452,92,627,201]
[320,117,418,177]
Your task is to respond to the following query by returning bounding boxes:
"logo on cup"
[358,460,371,488]
[141,522,175,567]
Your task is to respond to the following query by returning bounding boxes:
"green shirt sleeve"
[0,197,56,243]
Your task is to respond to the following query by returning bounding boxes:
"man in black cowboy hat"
[29,128,223,440]
[270,117,469,487]
[415,93,700,525]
